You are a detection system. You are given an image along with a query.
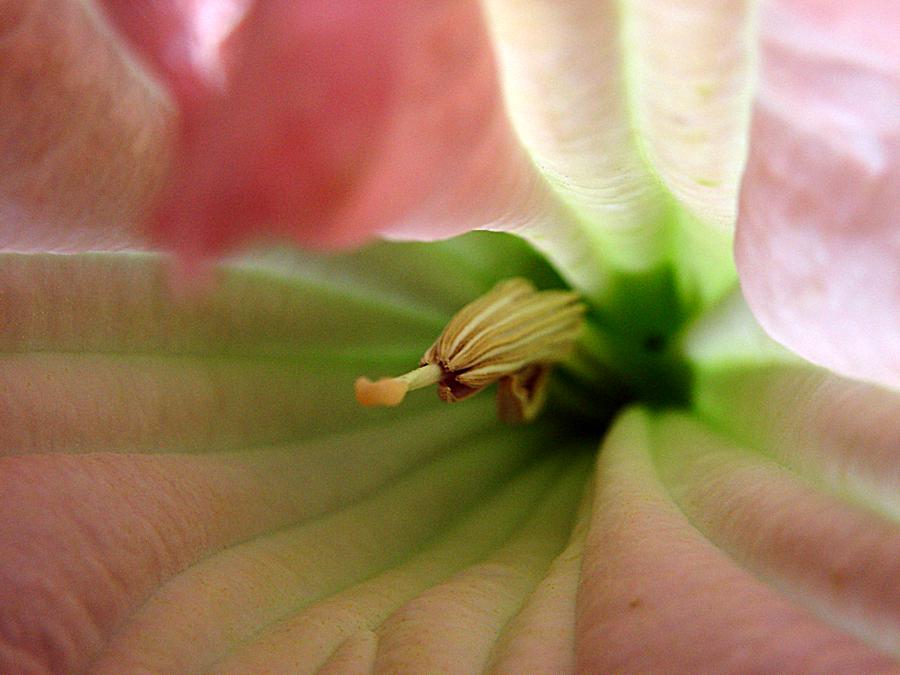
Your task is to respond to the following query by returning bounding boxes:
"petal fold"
[684,289,900,519]
[484,0,756,304]
[576,408,898,672]
[653,412,900,656]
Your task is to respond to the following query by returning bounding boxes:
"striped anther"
[355,278,586,422]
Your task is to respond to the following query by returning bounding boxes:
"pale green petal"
[484,0,756,306]
[0,234,601,674]
[483,0,668,270]
[205,454,588,674]
[683,289,900,518]
[4,240,898,671]
[623,1,756,231]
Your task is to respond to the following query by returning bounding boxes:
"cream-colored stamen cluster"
[355,278,585,422]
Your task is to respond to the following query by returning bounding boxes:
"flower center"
[355,236,695,431]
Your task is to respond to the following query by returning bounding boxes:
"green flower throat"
[355,230,695,433]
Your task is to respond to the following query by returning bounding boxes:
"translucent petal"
[484,0,756,303]
[736,0,900,388]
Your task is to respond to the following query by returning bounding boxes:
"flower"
[1,0,898,673]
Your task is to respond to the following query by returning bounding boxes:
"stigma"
[355,278,586,423]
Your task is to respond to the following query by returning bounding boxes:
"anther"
[355,278,585,422]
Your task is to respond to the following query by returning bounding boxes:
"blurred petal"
[484,0,756,302]
[98,0,607,295]
[736,0,900,388]
[576,408,898,672]
[0,0,172,251]
[98,0,250,101]
[773,0,900,65]
[94,1,758,300]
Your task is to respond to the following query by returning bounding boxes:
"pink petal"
[654,413,900,655]
[98,1,249,103]
[97,1,601,292]
[0,0,172,252]
[2,2,600,293]
[576,409,898,672]
[736,0,900,388]
[774,0,900,65]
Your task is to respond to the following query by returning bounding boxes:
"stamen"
[496,364,552,424]
[355,278,586,422]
